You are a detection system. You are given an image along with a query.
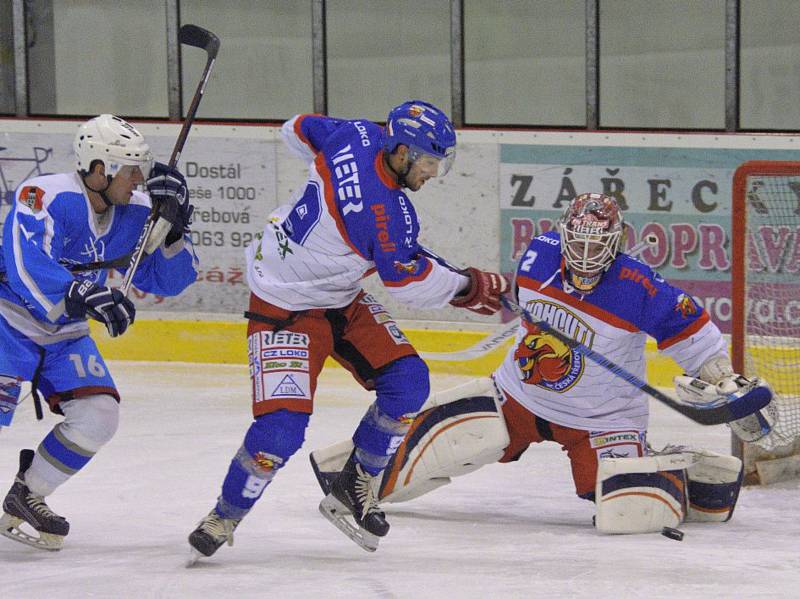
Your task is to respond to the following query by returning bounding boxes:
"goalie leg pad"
[417,377,499,412]
[685,450,743,523]
[595,455,689,534]
[309,378,507,503]
[377,391,509,503]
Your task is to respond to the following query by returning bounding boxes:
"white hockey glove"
[675,354,775,443]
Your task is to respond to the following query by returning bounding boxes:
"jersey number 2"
[520,250,538,272]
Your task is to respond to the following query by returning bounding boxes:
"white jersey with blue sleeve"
[0,172,198,344]
[246,114,466,311]
[493,231,726,431]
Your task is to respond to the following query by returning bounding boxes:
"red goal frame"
[730,160,800,467]
[731,160,800,374]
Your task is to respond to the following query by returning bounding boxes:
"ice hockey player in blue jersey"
[0,114,198,550]
[310,192,777,538]
[187,100,508,558]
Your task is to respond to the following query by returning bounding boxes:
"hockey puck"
[661,526,684,541]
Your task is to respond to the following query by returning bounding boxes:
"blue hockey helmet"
[384,100,456,177]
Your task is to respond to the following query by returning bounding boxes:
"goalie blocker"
[311,377,747,534]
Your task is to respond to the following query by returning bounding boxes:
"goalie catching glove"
[143,162,193,253]
[450,267,510,315]
[674,354,775,443]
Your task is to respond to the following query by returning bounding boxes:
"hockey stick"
[419,245,771,425]
[120,24,220,297]
[419,320,519,362]
[417,234,658,362]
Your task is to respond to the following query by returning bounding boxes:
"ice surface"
[1,362,798,599]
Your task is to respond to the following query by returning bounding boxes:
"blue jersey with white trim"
[494,230,726,431]
[246,114,465,311]
[0,172,198,339]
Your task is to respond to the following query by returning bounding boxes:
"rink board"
[88,317,682,384]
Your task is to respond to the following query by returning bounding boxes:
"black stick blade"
[179,24,220,57]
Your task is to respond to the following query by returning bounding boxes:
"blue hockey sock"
[39,424,94,475]
[353,356,429,475]
[216,410,308,519]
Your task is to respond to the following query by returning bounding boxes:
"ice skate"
[319,452,388,552]
[0,449,69,551]
[187,508,241,565]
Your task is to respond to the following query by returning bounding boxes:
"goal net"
[731,161,800,484]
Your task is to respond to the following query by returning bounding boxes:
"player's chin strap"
[80,172,114,208]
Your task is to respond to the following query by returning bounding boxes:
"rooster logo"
[514,326,573,385]
[674,293,698,319]
[393,259,418,275]
[253,451,282,473]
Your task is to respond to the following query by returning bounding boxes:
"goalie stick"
[419,245,772,426]
[120,24,220,297]
[418,235,658,362]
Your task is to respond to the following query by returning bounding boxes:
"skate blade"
[318,495,379,553]
[186,548,204,567]
[0,513,64,551]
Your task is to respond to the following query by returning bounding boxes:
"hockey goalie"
[311,193,777,535]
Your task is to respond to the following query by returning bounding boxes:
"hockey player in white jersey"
[187,101,508,557]
[0,115,198,550]
[311,192,776,536]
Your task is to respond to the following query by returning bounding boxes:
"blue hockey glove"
[146,162,193,245]
[64,280,136,337]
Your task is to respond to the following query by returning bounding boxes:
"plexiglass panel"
[29,0,168,117]
[740,0,800,130]
[600,0,726,129]
[179,1,313,120]
[465,0,585,126]
[0,1,14,114]
[326,0,451,122]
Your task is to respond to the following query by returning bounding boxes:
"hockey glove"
[64,280,136,337]
[449,267,510,315]
[146,162,193,248]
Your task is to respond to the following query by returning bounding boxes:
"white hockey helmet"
[74,114,154,179]
[558,192,624,292]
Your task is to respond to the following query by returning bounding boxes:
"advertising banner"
[0,123,277,313]
[499,144,800,333]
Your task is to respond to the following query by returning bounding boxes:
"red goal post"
[731,160,800,484]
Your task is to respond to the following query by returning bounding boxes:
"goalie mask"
[558,193,624,293]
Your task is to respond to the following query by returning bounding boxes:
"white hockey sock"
[25,394,119,497]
